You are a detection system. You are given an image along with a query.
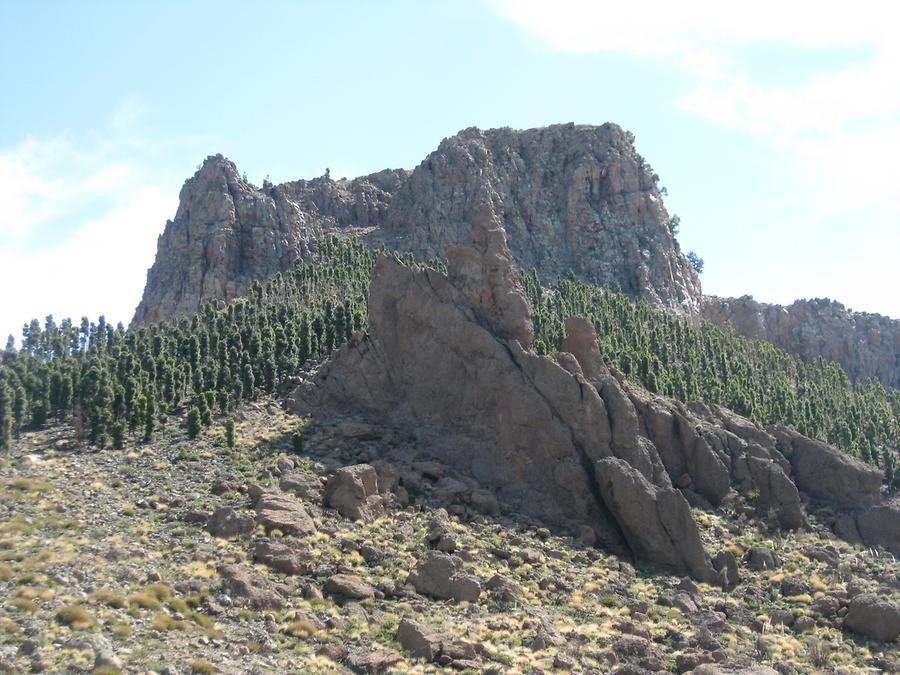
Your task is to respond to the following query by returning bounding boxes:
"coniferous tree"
[0,379,12,452]
[186,407,201,440]
[224,417,236,449]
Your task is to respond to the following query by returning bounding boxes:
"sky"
[1,0,899,343]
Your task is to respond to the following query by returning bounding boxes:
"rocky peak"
[133,123,702,326]
[445,204,533,348]
[379,123,701,314]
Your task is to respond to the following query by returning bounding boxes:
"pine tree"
[112,420,126,450]
[0,380,12,452]
[224,418,236,449]
[186,407,202,440]
[144,397,155,442]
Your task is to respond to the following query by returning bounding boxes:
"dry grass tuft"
[190,659,215,674]
[56,604,95,629]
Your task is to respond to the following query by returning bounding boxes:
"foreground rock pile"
[291,206,899,583]
[0,403,897,674]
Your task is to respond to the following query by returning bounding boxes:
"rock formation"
[288,208,898,577]
[134,123,898,390]
[133,155,404,325]
[133,123,700,325]
[702,295,900,388]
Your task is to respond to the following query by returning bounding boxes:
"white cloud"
[0,99,193,341]
[494,1,900,213]
[0,186,173,340]
[494,0,900,316]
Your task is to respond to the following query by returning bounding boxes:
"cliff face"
[288,207,897,577]
[132,155,405,325]
[375,124,700,313]
[133,123,898,391]
[703,296,900,388]
[133,123,701,325]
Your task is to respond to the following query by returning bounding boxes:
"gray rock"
[407,550,481,603]
[254,489,316,536]
[743,547,780,571]
[323,464,385,522]
[206,506,255,538]
[324,574,376,600]
[217,563,282,610]
[253,540,313,575]
[843,593,900,642]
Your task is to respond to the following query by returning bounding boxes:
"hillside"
[2,125,899,674]
[1,211,899,674]
[131,123,900,392]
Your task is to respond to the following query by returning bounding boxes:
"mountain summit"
[133,123,700,326]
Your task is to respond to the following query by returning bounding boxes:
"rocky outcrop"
[703,295,900,388]
[374,124,700,314]
[133,155,404,324]
[289,208,899,572]
[134,123,701,325]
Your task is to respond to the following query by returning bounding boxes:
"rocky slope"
[2,396,898,673]
[288,206,899,582]
[703,296,900,388]
[133,123,700,326]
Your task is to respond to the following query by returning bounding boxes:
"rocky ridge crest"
[703,295,900,388]
[288,207,898,578]
[133,123,700,325]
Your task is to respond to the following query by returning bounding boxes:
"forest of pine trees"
[0,236,897,489]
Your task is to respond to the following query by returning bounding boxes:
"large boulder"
[844,593,900,642]
[253,489,317,536]
[206,507,255,538]
[217,564,282,610]
[324,464,386,522]
[779,431,883,508]
[407,551,481,603]
[595,457,716,582]
[253,540,313,575]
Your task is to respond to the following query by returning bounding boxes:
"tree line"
[521,271,900,490]
[1,236,897,489]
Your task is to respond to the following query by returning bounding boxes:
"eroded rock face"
[289,209,899,573]
[290,209,714,579]
[134,123,701,325]
[133,155,404,325]
[703,295,900,389]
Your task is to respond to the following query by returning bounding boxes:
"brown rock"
[254,489,317,536]
[324,464,386,522]
[253,540,313,575]
[345,646,403,674]
[206,506,255,538]
[324,574,376,600]
[396,618,444,661]
[279,473,323,501]
[407,551,481,603]
[217,563,282,610]
[844,593,900,642]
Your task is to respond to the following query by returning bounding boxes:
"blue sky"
[1,0,898,342]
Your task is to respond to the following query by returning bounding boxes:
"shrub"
[56,604,95,629]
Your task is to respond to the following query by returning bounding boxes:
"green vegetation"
[522,271,900,488]
[0,235,896,488]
